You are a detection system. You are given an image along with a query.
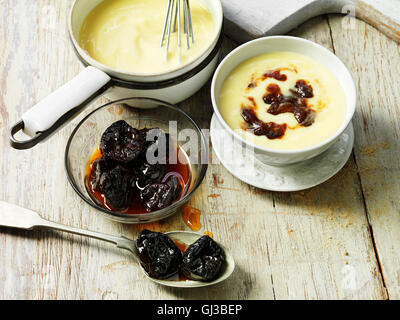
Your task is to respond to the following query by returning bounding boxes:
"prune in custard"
[140,176,182,212]
[293,79,314,98]
[182,235,225,282]
[136,229,182,279]
[98,165,134,210]
[100,120,145,163]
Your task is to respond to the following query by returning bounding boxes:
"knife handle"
[0,201,137,255]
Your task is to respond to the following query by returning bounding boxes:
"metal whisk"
[160,0,194,61]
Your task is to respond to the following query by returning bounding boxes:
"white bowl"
[211,36,356,166]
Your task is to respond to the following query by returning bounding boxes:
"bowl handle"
[9,66,112,150]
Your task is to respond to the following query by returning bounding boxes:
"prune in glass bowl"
[90,156,114,192]
[98,165,136,210]
[140,176,182,212]
[100,120,146,163]
[181,235,225,281]
[136,229,183,279]
[86,120,187,214]
[135,161,165,189]
[65,98,208,224]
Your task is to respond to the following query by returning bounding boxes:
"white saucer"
[210,114,354,192]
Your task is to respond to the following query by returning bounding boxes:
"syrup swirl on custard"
[241,68,317,140]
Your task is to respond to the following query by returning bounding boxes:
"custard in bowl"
[211,36,356,165]
[218,51,347,150]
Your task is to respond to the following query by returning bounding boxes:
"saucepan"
[9,0,223,150]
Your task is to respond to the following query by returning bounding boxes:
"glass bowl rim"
[64,97,209,223]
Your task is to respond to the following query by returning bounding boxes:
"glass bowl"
[65,97,208,223]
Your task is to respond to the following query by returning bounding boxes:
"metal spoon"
[0,201,235,288]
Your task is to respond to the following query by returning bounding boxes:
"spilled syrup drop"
[181,206,202,231]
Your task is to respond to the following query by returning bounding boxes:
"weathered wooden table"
[0,0,399,300]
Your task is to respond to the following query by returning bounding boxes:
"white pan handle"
[22,66,111,136]
[10,66,111,149]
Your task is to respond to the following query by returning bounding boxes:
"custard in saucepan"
[218,52,347,150]
[79,0,215,73]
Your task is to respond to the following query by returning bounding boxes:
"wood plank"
[261,16,387,300]
[0,0,275,299]
[328,13,400,299]
[0,0,394,300]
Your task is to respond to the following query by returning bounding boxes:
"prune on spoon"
[139,176,182,212]
[100,120,146,163]
[166,174,182,195]
[181,235,225,282]
[98,165,135,210]
[136,229,183,279]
